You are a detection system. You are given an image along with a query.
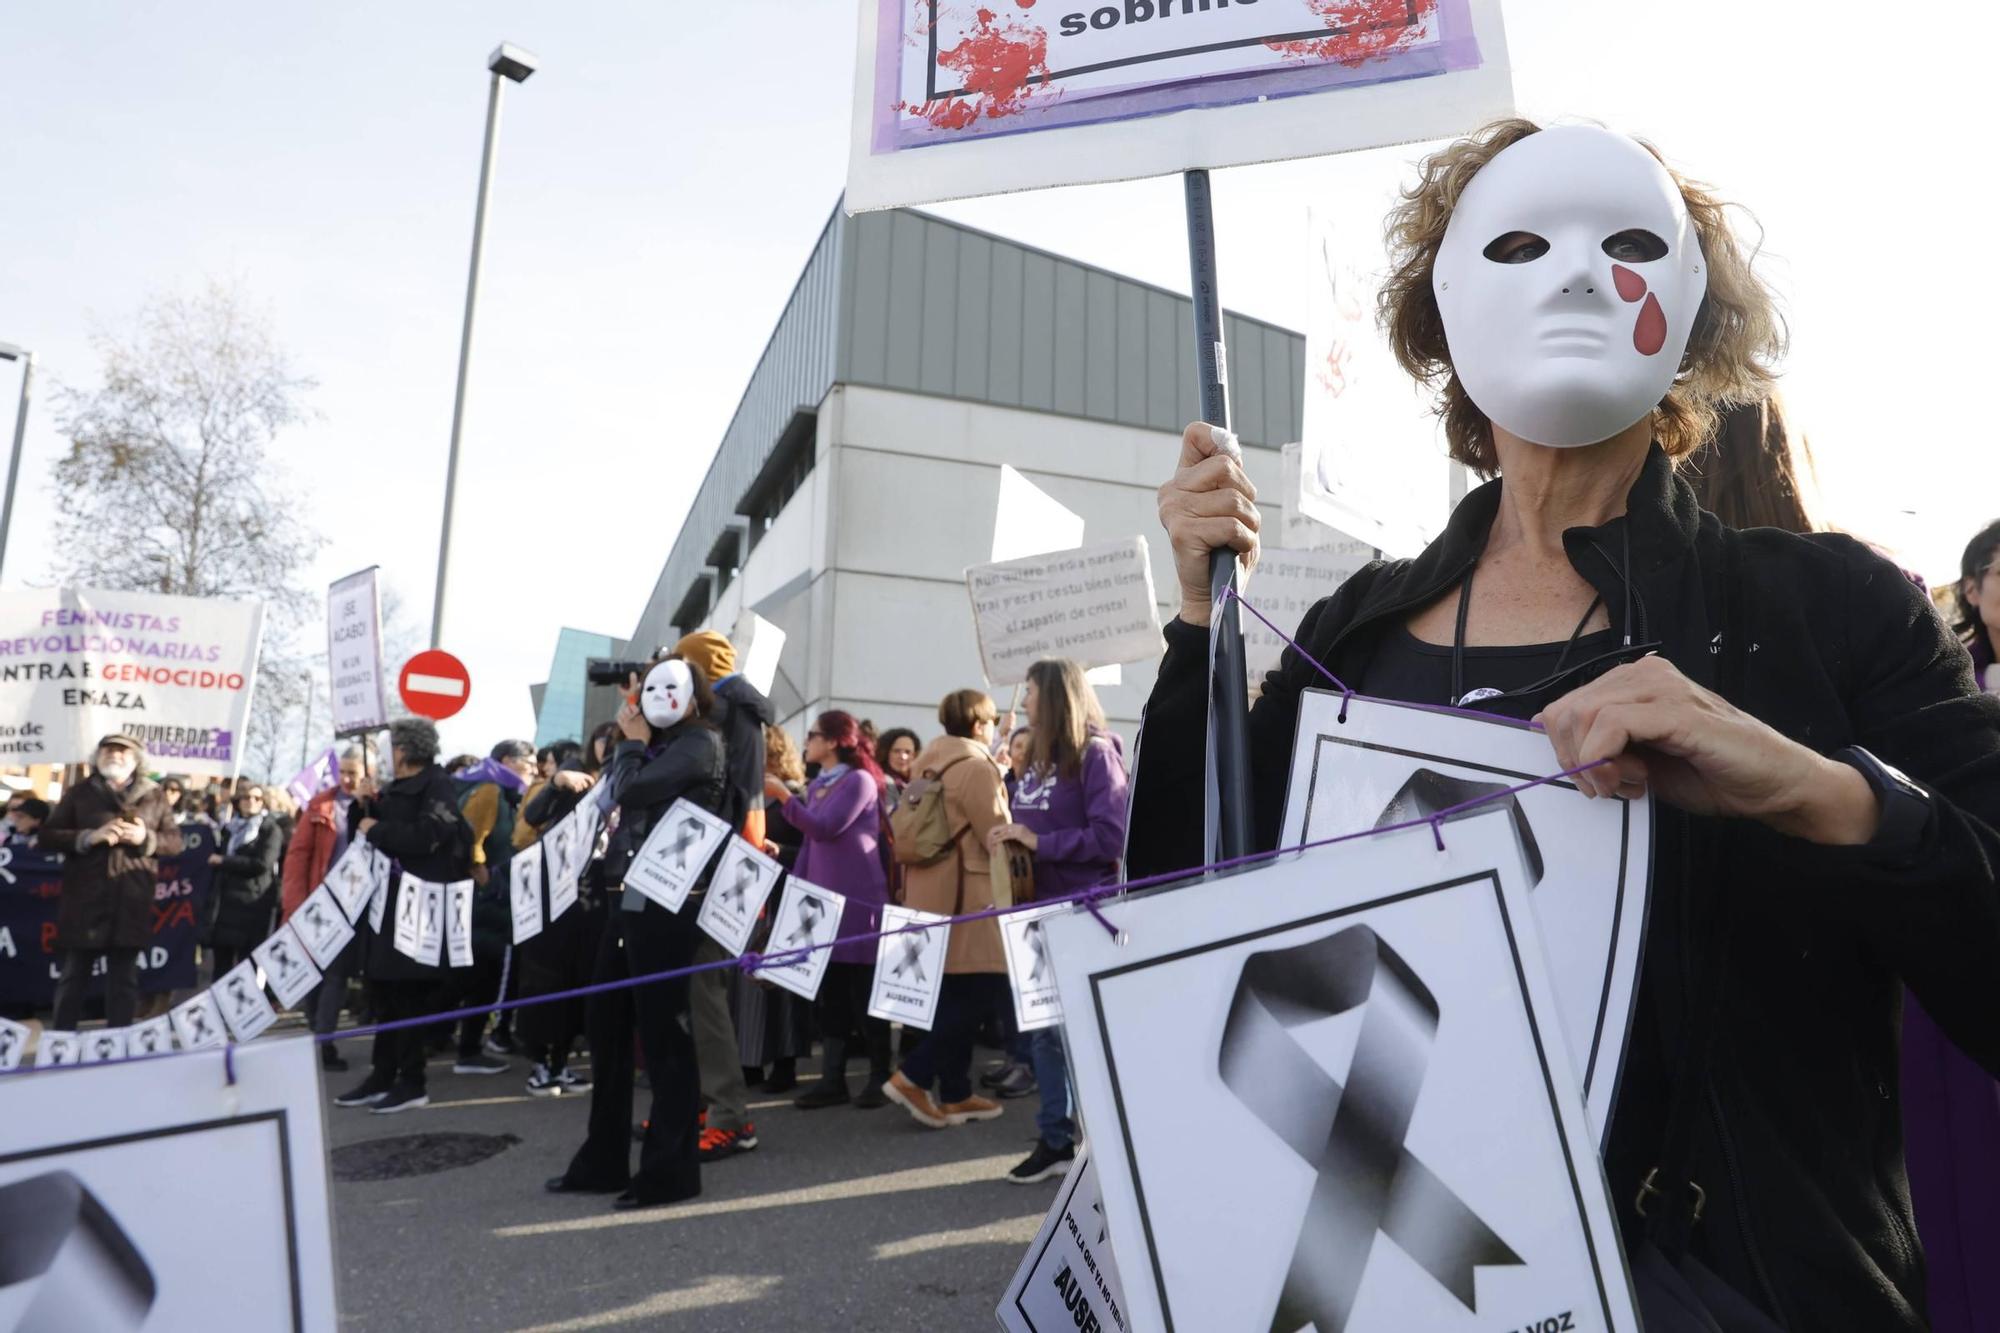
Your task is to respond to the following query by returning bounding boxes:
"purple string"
[4,587,1613,1080]
[1225,583,1356,707]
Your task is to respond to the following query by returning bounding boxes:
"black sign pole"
[1183,168,1254,868]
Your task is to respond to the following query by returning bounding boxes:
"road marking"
[508,1275,783,1331]
[872,1214,1044,1260]
[494,1152,1023,1238]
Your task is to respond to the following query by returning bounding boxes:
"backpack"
[889,755,974,867]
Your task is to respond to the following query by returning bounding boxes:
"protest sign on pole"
[326,566,389,737]
[0,586,264,778]
[1238,546,1372,684]
[847,0,1514,212]
[730,610,788,698]
[1044,815,1640,1333]
[1299,207,1456,557]
[967,536,1163,688]
[0,1038,339,1330]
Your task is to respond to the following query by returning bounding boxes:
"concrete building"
[559,202,1306,744]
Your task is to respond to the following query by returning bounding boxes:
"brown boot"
[883,1071,949,1128]
[940,1094,1004,1126]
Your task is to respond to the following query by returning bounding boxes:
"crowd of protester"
[5,500,1996,1216]
[0,627,1139,1206]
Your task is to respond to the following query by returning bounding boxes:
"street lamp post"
[429,42,538,651]
[0,341,35,586]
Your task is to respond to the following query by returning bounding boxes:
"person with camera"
[547,655,728,1209]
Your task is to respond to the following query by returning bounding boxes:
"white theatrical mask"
[1433,124,1708,449]
[639,659,696,729]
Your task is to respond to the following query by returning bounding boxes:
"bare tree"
[50,281,326,776]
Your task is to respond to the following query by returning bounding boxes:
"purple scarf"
[457,757,525,794]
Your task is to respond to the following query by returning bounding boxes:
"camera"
[585,659,650,687]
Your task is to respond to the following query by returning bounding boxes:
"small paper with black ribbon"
[695,838,783,956]
[321,840,377,923]
[292,884,355,969]
[35,1030,83,1067]
[391,873,423,961]
[623,799,732,913]
[545,807,583,922]
[444,879,475,969]
[868,904,950,1030]
[414,880,446,968]
[214,961,278,1042]
[168,991,226,1052]
[126,1016,173,1058]
[760,876,846,1002]
[1000,904,1066,1033]
[252,923,323,1010]
[0,1015,31,1070]
[80,1027,129,1064]
[510,844,545,944]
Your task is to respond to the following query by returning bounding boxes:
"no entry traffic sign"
[398,650,471,721]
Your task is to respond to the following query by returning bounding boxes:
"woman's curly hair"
[1378,118,1787,475]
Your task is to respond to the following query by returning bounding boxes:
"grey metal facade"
[628,201,1305,651]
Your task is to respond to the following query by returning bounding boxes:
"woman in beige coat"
[882,689,1013,1129]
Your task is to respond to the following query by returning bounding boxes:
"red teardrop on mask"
[1634,293,1667,356]
[1612,264,1647,303]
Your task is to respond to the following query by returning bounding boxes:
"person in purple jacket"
[989,658,1129,1184]
[779,710,895,1109]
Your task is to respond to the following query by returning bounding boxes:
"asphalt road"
[326,1045,1055,1332]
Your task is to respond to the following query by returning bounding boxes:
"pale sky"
[3,2,1991,763]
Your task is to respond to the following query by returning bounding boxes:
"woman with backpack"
[990,659,1129,1182]
[881,689,1013,1130]
[779,710,896,1110]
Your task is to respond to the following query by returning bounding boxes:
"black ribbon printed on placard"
[781,895,827,949]
[890,932,928,985]
[1025,919,1051,985]
[667,820,701,872]
[1218,925,1522,1332]
[719,858,760,913]
[1373,768,1544,886]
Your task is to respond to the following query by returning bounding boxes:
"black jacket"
[1131,445,2000,1330]
[39,774,184,951]
[204,818,283,950]
[598,725,729,893]
[711,674,775,833]
[352,764,475,982]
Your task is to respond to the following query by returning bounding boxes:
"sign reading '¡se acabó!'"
[966,536,1163,688]
[848,0,1514,210]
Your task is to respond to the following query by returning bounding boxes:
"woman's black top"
[1130,445,2000,1331]
[1358,626,1620,723]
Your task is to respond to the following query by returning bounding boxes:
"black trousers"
[812,961,891,1085]
[898,973,1013,1104]
[562,897,701,1203]
[452,956,506,1058]
[52,948,140,1030]
[520,897,604,1072]
[368,979,442,1089]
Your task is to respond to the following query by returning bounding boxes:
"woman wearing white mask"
[548,654,729,1210]
[1135,121,2000,1330]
